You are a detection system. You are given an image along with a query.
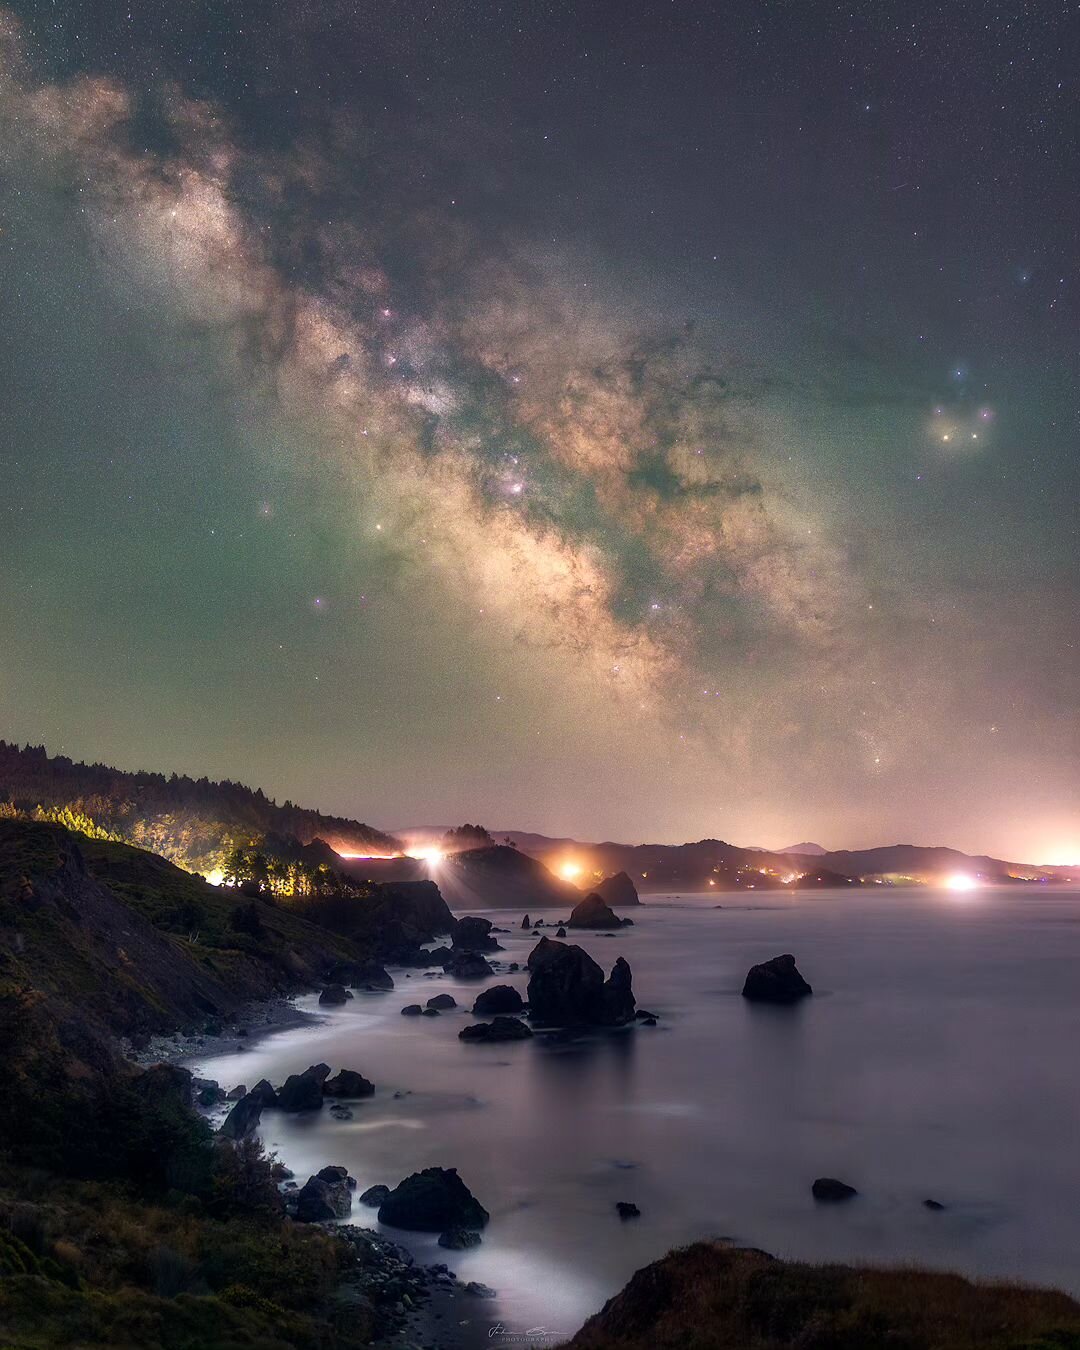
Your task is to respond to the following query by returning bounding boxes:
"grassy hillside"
[0,819,429,1348]
[0,820,364,1044]
[565,1241,1080,1350]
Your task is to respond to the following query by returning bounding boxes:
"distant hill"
[486,830,1075,891]
[0,740,397,877]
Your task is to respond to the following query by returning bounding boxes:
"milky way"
[0,5,1076,859]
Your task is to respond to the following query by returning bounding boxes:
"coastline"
[128,986,503,1349]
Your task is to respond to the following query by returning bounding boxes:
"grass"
[564,1242,1080,1350]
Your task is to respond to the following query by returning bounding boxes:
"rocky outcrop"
[521,914,531,929]
[440,845,580,911]
[599,957,635,1025]
[295,1169,353,1222]
[426,993,457,1010]
[442,951,494,979]
[811,1177,858,1202]
[526,938,636,1027]
[568,892,629,930]
[438,1228,482,1249]
[459,1015,533,1043]
[377,1167,489,1232]
[327,959,394,991]
[595,871,640,907]
[219,1089,264,1140]
[248,1078,278,1106]
[277,1063,331,1112]
[615,1201,641,1219]
[452,915,501,952]
[471,984,524,1016]
[323,1069,375,1098]
[741,954,813,1004]
[319,983,352,1005]
[359,1184,390,1206]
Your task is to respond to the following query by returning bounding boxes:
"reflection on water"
[191,888,1080,1341]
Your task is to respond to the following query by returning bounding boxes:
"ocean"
[193,887,1080,1342]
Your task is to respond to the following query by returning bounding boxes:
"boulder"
[277,1063,331,1113]
[427,994,457,1010]
[595,871,640,907]
[568,892,627,930]
[924,1198,946,1211]
[452,915,501,952]
[323,1069,375,1098]
[359,1184,391,1207]
[615,1202,641,1219]
[295,1173,352,1222]
[319,983,352,1005]
[527,938,636,1027]
[471,984,524,1016]
[197,1082,226,1107]
[521,914,531,929]
[219,1090,264,1141]
[378,1167,489,1232]
[556,926,567,938]
[327,959,394,991]
[439,1228,483,1250]
[812,1177,858,1202]
[443,951,494,979]
[459,1016,533,1043]
[401,1004,423,1016]
[742,954,813,1004]
[422,1006,441,1017]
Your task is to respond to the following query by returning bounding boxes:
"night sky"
[0,2,1077,861]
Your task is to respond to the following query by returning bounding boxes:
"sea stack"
[526,937,636,1026]
[568,892,628,930]
[595,871,640,907]
[741,954,813,1004]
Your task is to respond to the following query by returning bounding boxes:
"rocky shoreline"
[123,993,323,1067]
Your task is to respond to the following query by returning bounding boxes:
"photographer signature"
[488,1322,565,1343]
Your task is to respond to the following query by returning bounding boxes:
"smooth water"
[193,888,1080,1342]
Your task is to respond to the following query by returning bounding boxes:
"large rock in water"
[442,950,494,979]
[594,871,640,907]
[526,938,636,1026]
[326,959,394,991]
[218,1090,264,1140]
[277,1063,331,1112]
[377,1167,489,1232]
[568,892,627,930]
[295,1171,353,1222]
[459,1015,533,1043]
[323,1069,375,1098]
[452,915,501,952]
[472,984,524,1016]
[812,1177,858,1202]
[741,954,813,1004]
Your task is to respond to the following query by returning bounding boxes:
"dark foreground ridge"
[3,816,1079,1349]
[562,1240,1080,1350]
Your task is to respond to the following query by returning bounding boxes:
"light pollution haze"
[0,4,1076,863]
